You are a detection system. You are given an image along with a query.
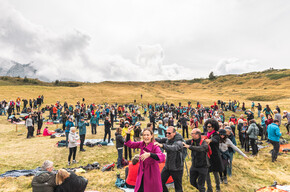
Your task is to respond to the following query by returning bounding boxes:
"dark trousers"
[182,125,188,139]
[124,146,132,160]
[68,147,77,162]
[262,125,268,140]
[65,132,69,147]
[16,106,20,113]
[117,148,123,168]
[80,134,85,150]
[285,123,290,133]
[250,138,258,155]
[91,124,96,134]
[190,168,208,192]
[104,129,111,143]
[161,169,183,192]
[206,171,220,192]
[244,137,250,152]
[110,116,114,128]
[27,126,34,138]
[269,140,280,162]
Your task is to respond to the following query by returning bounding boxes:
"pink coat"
[43,128,52,136]
[125,139,165,192]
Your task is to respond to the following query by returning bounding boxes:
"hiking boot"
[224,176,228,184]
[72,160,78,164]
[68,161,71,166]
[220,177,223,184]
[80,149,86,152]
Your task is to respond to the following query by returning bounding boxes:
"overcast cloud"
[0,0,290,82]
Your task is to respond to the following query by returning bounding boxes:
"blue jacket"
[267,123,281,142]
[157,124,167,138]
[78,121,89,135]
[65,120,74,133]
[90,116,98,125]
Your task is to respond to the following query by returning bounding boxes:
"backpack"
[101,163,115,172]
[57,140,66,147]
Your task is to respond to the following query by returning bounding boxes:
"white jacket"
[68,131,79,148]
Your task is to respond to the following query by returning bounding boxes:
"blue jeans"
[65,132,69,147]
[258,110,261,117]
[117,148,123,168]
[227,152,234,177]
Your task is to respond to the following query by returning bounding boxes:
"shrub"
[266,73,290,80]
[246,95,285,101]
[23,76,29,83]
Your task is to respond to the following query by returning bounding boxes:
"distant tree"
[209,71,216,80]
[23,76,29,83]
[55,80,59,85]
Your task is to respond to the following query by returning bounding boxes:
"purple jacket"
[125,139,165,192]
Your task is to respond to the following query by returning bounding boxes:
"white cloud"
[213,58,261,75]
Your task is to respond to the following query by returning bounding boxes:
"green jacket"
[31,170,56,192]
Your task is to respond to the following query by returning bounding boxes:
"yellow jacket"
[122,127,134,141]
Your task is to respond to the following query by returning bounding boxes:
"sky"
[0,0,290,82]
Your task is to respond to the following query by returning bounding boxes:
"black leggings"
[68,147,77,162]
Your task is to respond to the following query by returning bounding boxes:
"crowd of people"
[1,97,289,192]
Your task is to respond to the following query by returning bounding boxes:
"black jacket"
[104,120,111,130]
[115,132,124,149]
[55,172,87,192]
[156,133,184,171]
[185,138,210,169]
[208,132,224,172]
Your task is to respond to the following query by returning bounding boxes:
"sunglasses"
[166,132,172,135]
[207,126,212,128]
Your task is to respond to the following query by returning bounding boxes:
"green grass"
[246,95,285,101]
[266,73,290,80]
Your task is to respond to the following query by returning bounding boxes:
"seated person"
[31,160,56,192]
[43,127,52,136]
[55,169,88,192]
[125,155,140,188]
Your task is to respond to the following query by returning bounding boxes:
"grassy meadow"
[0,69,290,192]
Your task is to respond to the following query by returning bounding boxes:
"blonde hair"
[158,120,163,124]
[56,169,70,185]
[70,127,76,132]
[229,122,234,126]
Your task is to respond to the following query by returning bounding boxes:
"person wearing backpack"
[154,126,184,192]
[183,128,210,192]
[246,119,259,156]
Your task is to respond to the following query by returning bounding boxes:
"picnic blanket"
[279,144,290,153]
[84,139,114,146]
[13,121,25,125]
[0,167,42,178]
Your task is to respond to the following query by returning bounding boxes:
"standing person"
[103,116,111,143]
[62,112,68,132]
[267,120,282,162]
[115,128,125,169]
[125,127,165,192]
[246,119,259,156]
[78,117,89,152]
[183,128,209,192]
[282,110,290,135]
[157,120,167,138]
[65,117,74,147]
[90,114,98,135]
[36,112,43,135]
[204,119,224,192]
[263,105,273,117]
[273,110,282,126]
[16,100,21,113]
[110,107,115,129]
[218,129,247,184]
[122,121,134,160]
[154,126,184,192]
[256,103,262,118]
[225,127,236,177]
[180,114,189,139]
[68,127,79,165]
[260,113,267,140]
[26,114,34,139]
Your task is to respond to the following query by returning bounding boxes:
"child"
[68,127,79,166]
[104,116,111,143]
[115,128,124,169]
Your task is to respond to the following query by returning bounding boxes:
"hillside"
[0,68,289,192]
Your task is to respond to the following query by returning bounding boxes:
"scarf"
[207,130,216,138]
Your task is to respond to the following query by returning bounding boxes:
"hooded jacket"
[68,131,80,148]
[246,123,259,139]
[115,132,125,149]
[31,170,56,192]
[267,123,282,142]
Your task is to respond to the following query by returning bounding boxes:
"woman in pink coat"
[125,127,165,192]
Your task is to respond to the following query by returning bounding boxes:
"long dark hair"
[220,134,228,143]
